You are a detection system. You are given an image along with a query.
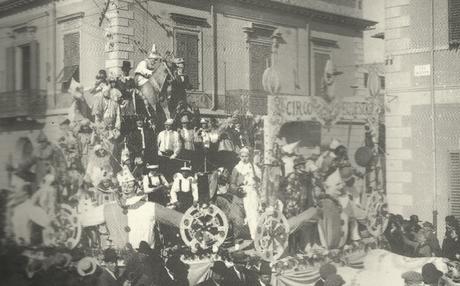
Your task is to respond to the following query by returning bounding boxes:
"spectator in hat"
[170,163,198,212]
[401,271,424,286]
[169,57,192,116]
[126,116,157,165]
[422,263,444,286]
[315,263,337,286]
[96,248,119,286]
[324,274,345,286]
[256,261,272,286]
[117,60,136,101]
[143,164,169,205]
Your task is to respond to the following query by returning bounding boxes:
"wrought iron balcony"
[0,89,47,119]
[225,89,268,115]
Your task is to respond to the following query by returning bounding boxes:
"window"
[249,43,271,91]
[312,51,331,97]
[449,0,460,47]
[379,76,385,89]
[21,45,31,90]
[58,32,80,91]
[363,72,369,88]
[175,31,199,90]
[449,151,460,221]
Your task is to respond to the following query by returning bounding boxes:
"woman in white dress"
[230,147,261,240]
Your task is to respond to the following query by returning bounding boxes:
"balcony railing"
[0,89,47,119]
[225,89,268,115]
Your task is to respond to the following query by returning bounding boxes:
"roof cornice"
[0,0,50,18]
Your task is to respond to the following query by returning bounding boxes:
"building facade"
[385,0,460,233]
[0,0,374,186]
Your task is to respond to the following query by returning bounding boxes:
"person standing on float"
[79,167,182,249]
[230,147,261,240]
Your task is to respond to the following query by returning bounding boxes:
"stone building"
[0,0,375,186]
[384,0,460,233]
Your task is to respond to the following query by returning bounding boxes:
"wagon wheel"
[254,209,289,262]
[42,204,82,249]
[180,204,229,252]
[365,192,389,237]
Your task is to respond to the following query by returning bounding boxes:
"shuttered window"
[21,45,31,90]
[313,52,331,97]
[5,47,15,91]
[175,32,199,89]
[449,151,460,221]
[249,43,271,91]
[448,0,460,46]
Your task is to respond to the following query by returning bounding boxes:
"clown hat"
[181,115,190,123]
[117,167,135,184]
[200,118,208,124]
[148,44,161,59]
[282,141,300,154]
[165,119,174,125]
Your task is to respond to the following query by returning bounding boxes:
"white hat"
[165,119,174,125]
[329,139,341,150]
[181,115,190,123]
[117,167,135,184]
[42,174,55,185]
[200,118,208,124]
[281,141,300,154]
[148,44,161,59]
[146,164,159,170]
[77,257,98,277]
[174,57,184,64]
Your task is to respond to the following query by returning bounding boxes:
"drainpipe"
[51,0,57,107]
[211,1,218,110]
[430,0,438,229]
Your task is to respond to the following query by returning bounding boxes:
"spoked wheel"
[179,204,229,253]
[254,209,289,262]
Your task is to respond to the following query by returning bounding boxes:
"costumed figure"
[178,115,197,168]
[320,59,339,103]
[79,167,183,249]
[143,164,170,205]
[76,119,93,169]
[92,85,121,132]
[19,131,67,187]
[316,138,341,178]
[280,140,300,176]
[170,163,198,213]
[84,144,113,188]
[89,69,109,101]
[11,182,52,245]
[57,118,81,171]
[134,44,162,113]
[30,174,58,218]
[230,147,261,240]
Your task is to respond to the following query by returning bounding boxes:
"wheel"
[254,209,289,262]
[179,204,229,253]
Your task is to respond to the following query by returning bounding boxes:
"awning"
[57,65,78,83]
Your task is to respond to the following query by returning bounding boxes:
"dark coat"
[96,268,119,286]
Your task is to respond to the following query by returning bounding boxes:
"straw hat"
[77,257,98,277]
[146,164,159,170]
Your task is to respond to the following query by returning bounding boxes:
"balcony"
[225,89,268,115]
[0,89,47,119]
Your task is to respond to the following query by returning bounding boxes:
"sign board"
[414,64,431,77]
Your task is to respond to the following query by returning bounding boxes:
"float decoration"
[365,192,389,238]
[42,204,82,249]
[179,204,229,253]
[254,209,289,262]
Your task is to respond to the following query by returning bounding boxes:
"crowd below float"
[2,49,460,286]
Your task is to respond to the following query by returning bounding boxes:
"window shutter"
[63,32,80,82]
[176,32,199,89]
[314,52,331,97]
[249,43,271,91]
[5,47,15,91]
[30,40,39,90]
[449,150,460,221]
[448,0,460,46]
